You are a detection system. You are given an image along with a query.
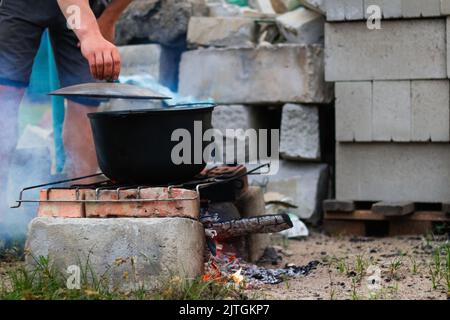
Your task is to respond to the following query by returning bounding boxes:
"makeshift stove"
[17,164,298,290]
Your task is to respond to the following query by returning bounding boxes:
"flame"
[231,268,244,285]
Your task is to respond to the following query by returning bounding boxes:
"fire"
[231,268,244,286]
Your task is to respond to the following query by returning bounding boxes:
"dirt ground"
[255,232,449,300]
[1,232,449,300]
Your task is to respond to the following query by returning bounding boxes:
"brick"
[336,143,450,202]
[179,45,333,104]
[364,0,402,18]
[372,81,411,142]
[187,17,256,48]
[441,0,450,15]
[84,188,200,219]
[26,217,205,291]
[411,80,450,142]
[326,0,364,21]
[323,199,355,212]
[250,161,329,224]
[402,0,441,17]
[280,103,321,161]
[335,82,372,142]
[372,202,415,216]
[325,20,447,81]
[37,189,86,218]
[276,7,325,44]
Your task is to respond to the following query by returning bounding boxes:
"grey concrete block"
[299,0,326,14]
[187,17,256,48]
[372,201,415,216]
[276,7,325,45]
[251,161,329,224]
[325,20,447,81]
[402,0,441,17]
[447,18,450,78]
[335,81,372,142]
[323,199,355,212]
[118,44,180,91]
[336,143,450,202]
[442,0,450,15]
[280,103,321,161]
[119,44,162,79]
[179,45,334,104]
[326,0,364,21]
[364,0,402,18]
[26,218,205,291]
[372,81,411,142]
[411,80,450,142]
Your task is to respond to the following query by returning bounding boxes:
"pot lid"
[50,82,172,100]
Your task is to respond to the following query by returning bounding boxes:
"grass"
[0,236,26,262]
[427,242,450,294]
[388,258,403,280]
[0,254,248,300]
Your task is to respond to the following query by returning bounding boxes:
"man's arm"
[57,0,126,80]
[97,0,133,43]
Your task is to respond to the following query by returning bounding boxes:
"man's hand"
[80,33,120,80]
[57,0,132,81]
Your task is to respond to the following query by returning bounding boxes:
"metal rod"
[11,173,104,208]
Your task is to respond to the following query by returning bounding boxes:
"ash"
[205,252,320,286]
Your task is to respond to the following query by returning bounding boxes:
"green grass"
[0,255,248,300]
[428,242,450,293]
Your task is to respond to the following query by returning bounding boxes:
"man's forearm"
[99,0,133,23]
[57,0,102,41]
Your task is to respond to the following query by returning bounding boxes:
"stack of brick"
[178,0,334,224]
[326,0,450,203]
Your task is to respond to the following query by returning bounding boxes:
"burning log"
[206,214,293,240]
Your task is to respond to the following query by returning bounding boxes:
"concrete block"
[276,7,325,44]
[235,186,270,263]
[441,0,450,15]
[336,143,450,202]
[372,81,411,142]
[26,217,205,291]
[411,80,450,142]
[118,44,179,90]
[402,0,441,17]
[326,0,364,21]
[325,20,447,81]
[364,0,402,18]
[179,45,334,104]
[187,17,256,48]
[115,0,208,46]
[372,201,415,216]
[323,200,355,212]
[249,0,277,14]
[280,104,321,161]
[271,0,302,13]
[251,161,329,224]
[207,1,242,17]
[447,18,450,77]
[335,81,372,142]
[299,0,326,14]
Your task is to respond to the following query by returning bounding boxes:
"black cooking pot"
[87,103,215,184]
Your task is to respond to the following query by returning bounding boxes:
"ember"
[204,251,320,287]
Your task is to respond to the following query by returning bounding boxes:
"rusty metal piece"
[50,82,171,100]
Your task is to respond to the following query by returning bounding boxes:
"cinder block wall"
[325,0,450,202]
